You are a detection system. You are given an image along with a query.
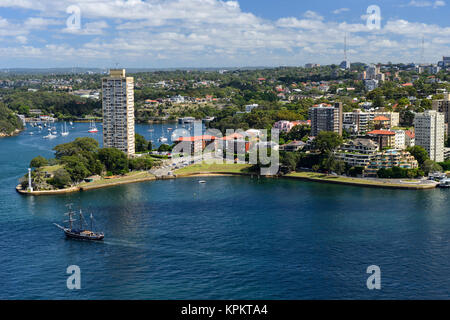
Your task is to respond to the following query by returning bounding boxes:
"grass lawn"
[79,171,155,187]
[286,171,431,188]
[174,162,252,175]
[41,165,63,173]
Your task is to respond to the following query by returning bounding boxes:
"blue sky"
[0,0,448,68]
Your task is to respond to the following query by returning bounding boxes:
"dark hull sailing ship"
[54,204,104,241]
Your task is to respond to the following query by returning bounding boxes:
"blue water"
[0,124,449,299]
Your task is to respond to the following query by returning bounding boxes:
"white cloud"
[0,1,448,66]
[303,10,324,20]
[406,0,446,7]
[62,21,108,35]
[333,8,349,14]
[16,35,27,44]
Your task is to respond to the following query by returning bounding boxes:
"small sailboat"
[61,122,69,136]
[158,136,168,143]
[43,133,56,139]
[54,204,104,241]
[88,120,98,133]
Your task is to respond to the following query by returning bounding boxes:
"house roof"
[367,130,396,136]
[405,130,415,138]
[373,116,389,121]
[219,132,245,140]
[176,135,216,142]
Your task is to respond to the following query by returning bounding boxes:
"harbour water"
[0,123,449,299]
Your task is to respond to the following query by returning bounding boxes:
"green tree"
[53,137,99,159]
[97,148,129,175]
[61,156,91,182]
[313,131,343,153]
[422,160,442,174]
[158,144,171,152]
[49,168,72,189]
[129,157,154,171]
[30,156,48,168]
[407,145,429,167]
[286,125,310,141]
[135,133,148,152]
[280,152,298,173]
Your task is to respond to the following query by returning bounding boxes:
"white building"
[394,130,406,149]
[102,69,135,157]
[245,104,259,113]
[414,110,445,162]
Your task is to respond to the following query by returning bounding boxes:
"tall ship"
[54,204,104,241]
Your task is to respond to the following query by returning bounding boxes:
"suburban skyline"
[0,0,449,68]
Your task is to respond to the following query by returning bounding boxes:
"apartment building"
[364,150,419,177]
[102,69,135,157]
[308,103,342,136]
[432,93,450,134]
[414,110,445,162]
[343,110,400,135]
[367,130,396,150]
[335,138,378,168]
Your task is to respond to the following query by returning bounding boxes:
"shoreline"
[284,172,438,190]
[16,172,159,196]
[16,168,438,196]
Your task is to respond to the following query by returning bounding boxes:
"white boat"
[88,120,98,133]
[198,180,206,184]
[61,122,69,136]
[158,137,168,143]
[438,178,450,188]
[43,133,56,139]
[69,121,73,126]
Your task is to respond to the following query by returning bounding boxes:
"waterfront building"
[432,93,450,134]
[175,135,217,155]
[405,130,415,147]
[414,110,445,162]
[364,149,419,177]
[273,120,295,133]
[279,141,306,152]
[373,112,399,127]
[343,109,370,134]
[273,120,309,133]
[343,110,399,135]
[373,115,390,129]
[308,103,342,136]
[445,147,450,160]
[102,69,135,157]
[394,130,406,150]
[335,138,378,168]
[366,130,396,150]
[178,117,196,124]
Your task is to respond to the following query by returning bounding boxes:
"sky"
[0,0,448,68]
